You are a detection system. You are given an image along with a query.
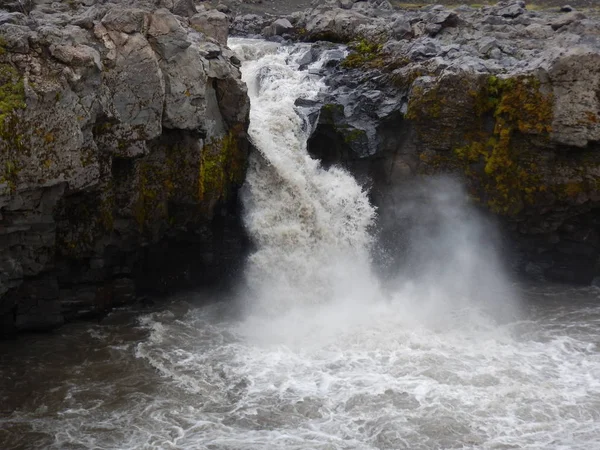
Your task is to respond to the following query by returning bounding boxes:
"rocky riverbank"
[3,0,600,333]
[0,0,250,333]
[232,0,600,284]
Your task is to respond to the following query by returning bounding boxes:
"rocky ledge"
[234,0,600,284]
[0,0,250,333]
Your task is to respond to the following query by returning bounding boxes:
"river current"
[1,39,600,450]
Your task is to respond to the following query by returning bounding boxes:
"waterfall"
[230,38,519,335]
[5,40,597,450]
[230,39,377,313]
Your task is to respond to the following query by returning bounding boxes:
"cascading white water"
[232,39,377,314]
[231,38,517,331]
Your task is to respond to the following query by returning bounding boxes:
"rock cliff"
[236,1,600,284]
[0,0,250,333]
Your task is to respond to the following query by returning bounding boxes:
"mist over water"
[1,39,600,450]
[233,38,517,342]
[378,177,520,327]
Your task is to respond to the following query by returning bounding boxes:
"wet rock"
[263,18,294,37]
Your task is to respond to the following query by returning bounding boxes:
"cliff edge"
[0,0,250,333]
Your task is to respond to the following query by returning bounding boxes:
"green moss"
[198,131,244,202]
[452,75,554,214]
[131,129,246,232]
[406,84,444,120]
[0,64,25,125]
[406,73,557,215]
[488,76,553,134]
[390,67,427,89]
[343,128,366,144]
[295,27,308,38]
[0,58,26,192]
[341,39,384,69]
[320,103,344,125]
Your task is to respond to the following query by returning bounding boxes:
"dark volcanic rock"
[0,1,251,333]
[296,1,600,285]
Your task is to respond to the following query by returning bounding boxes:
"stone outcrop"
[246,1,600,284]
[0,0,250,333]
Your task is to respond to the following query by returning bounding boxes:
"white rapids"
[1,39,600,450]
[235,39,376,314]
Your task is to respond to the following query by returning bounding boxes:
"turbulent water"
[236,39,376,314]
[2,39,600,450]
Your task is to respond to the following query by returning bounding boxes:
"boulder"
[171,0,196,17]
[263,18,294,37]
[550,11,586,30]
[190,9,229,45]
[304,8,371,42]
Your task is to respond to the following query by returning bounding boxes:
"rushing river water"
[2,40,600,450]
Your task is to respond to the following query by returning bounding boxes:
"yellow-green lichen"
[341,39,384,69]
[452,75,554,214]
[198,131,245,202]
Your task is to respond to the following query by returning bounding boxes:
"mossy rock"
[130,129,247,235]
[0,57,27,192]
[341,39,385,70]
[407,73,579,216]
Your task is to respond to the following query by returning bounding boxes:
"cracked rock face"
[0,0,250,333]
